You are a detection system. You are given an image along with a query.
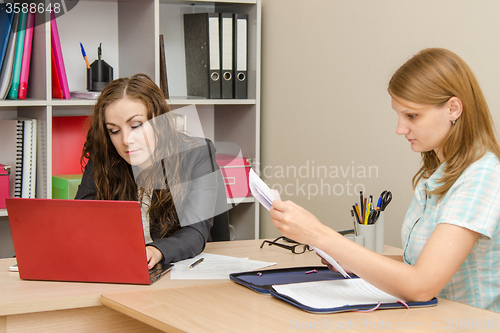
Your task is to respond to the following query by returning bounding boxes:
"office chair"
[209,167,230,242]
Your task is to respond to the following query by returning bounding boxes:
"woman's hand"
[270,200,329,247]
[146,246,164,269]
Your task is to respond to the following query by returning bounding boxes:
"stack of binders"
[184,12,248,99]
[0,8,35,100]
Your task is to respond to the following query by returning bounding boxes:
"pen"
[364,202,371,225]
[351,209,358,236]
[80,43,90,69]
[359,191,364,221]
[189,258,204,268]
[363,198,367,221]
[354,203,362,224]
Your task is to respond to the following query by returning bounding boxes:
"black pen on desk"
[189,258,204,269]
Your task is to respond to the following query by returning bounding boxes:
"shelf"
[0,98,257,108]
[0,100,49,107]
[0,0,261,243]
[50,99,97,107]
[227,197,255,205]
[160,0,257,4]
[0,198,256,218]
[168,98,256,106]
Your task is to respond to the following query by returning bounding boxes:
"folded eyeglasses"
[260,236,313,254]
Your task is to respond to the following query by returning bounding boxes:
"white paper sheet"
[272,279,401,309]
[170,253,276,280]
[249,169,281,211]
[249,168,350,279]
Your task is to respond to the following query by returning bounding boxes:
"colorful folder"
[18,13,34,100]
[0,6,14,73]
[0,12,18,99]
[6,12,27,100]
[51,47,63,99]
[50,12,70,99]
[230,266,438,313]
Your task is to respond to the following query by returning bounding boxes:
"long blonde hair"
[388,48,500,198]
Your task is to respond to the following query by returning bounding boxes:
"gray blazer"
[75,137,218,264]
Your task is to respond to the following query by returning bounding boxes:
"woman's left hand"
[270,200,329,247]
[146,246,164,269]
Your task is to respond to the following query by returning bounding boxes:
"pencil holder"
[87,60,113,91]
[357,224,376,252]
[375,211,385,253]
[345,234,364,247]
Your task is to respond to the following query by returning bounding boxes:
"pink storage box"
[0,164,11,209]
[216,154,251,198]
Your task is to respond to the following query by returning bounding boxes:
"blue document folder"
[230,266,438,313]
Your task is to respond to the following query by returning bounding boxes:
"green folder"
[52,175,83,199]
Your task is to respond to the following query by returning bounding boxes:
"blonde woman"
[270,48,500,312]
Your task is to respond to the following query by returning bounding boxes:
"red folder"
[51,47,63,99]
[18,13,34,100]
[50,12,70,99]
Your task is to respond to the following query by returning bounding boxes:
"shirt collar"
[424,162,446,192]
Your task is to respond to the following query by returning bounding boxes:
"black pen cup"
[87,60,113,91]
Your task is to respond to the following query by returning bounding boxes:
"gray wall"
[259,0,500,248]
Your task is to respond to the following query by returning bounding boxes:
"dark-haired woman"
[76,74,220,268]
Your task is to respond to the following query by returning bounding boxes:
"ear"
[448,96,463,122]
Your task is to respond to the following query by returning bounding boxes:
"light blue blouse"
[402,151,500,313]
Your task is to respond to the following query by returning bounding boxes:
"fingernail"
[148,265,152,269]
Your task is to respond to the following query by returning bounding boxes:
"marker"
[80,43,90,69]
[364,203,371,225]
[189,258,204,268]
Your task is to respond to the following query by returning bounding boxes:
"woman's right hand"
[270,200,330,247]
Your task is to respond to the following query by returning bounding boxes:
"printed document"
[272,278,401,309]
[171,253,276,279]
[249,168,350,279]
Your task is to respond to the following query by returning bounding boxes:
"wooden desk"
[0,239,339,332]
[99,242,500,332]
[101,283,500,333]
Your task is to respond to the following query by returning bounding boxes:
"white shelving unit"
[0,0,261,256]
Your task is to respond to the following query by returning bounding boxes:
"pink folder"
[50,12,70,99]
[18,13,34,100]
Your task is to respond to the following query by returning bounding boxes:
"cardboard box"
[0,164,11,209]
[52,174,83,199]
[216,154,251,198]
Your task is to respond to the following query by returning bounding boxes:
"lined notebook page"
[272,278,401,309]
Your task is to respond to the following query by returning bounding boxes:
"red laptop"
[6,198,172,284]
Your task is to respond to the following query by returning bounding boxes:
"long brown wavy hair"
[388,48,500,199]
[81,74,189,237]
